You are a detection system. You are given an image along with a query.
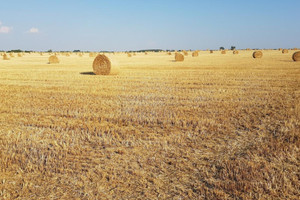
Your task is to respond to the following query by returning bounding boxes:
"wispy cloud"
[28,27,39,33]
[0,26,13,33]
[0,21,13,33]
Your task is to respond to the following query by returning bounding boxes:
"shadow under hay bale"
[80,72,96,75]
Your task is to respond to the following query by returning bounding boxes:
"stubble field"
[0,50,299,199]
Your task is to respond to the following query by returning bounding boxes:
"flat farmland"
[0,50,299,199]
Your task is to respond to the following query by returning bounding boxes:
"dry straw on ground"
[92,54,111,75]
[175,53,184,61]
[292,51,300,62]
[192,51,199,57]
[253,51,263,58]
[282,49,288,54]
[49,55,60,64]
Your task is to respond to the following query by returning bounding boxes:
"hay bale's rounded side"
[183,51,188,56]
[292,51,300,62]
[49,55,60,64]
[221,50,226,54]
[192,51,199,57]
[233,50,239,54]
[175,53,184,62]
[253,51,263,58]
[210,50,214,54]
[92,54,111,75]
[282,49,288,54]
[127,53,132,57]
[3,54,9,60]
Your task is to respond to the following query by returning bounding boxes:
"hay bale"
[127,53,132,57]
[175,53,184,62]
[145,52,148,55]
[18,53,22,57]
[3,54,9,60]
[292,51,300,62]
[49,55,60,64]
[282,49,288,54]
[183,50,188,56]
[210,50,214,54]
[253,51,263,58]
[221,50,226,54]
[167,52,172,55]
[92,54,111,75]
[233,50,239,54]
[192,51,199,57]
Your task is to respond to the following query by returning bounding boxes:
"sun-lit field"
[0,50,299,199]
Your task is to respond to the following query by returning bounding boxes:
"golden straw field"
[0,50,299,199]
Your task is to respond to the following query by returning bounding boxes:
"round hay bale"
[3,54,9,60]
[127,53,132,57]
[49,55,60,64]
[221,50,226,54]
[292,51,300,62]
[252,51,263,58]
[183,51,188,56]
[233,50,239,54]
[145,52,148,55]
[18,53,22,57]
[210,50,214,54]
[192,51,199,57]
[175,53,184,62]
[92,54,111,75]
[282,49,288,54]
[167,52,172,55]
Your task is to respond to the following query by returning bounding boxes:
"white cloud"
[28,27,39,33]
[0,26,12,33]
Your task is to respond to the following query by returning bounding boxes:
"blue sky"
[0,0,299,51]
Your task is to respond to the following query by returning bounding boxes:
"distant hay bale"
[246,48,250,51]
[175,53,184,61]
[89,52,95,57]
[253,51,263,58]
[145,52,148,55]
[49,55,60,64]
[292,51,300,62]
[3,54,9,60]
[233,50,239,54]
[167,52,172,55]
[210,50,213,54]
[183,51,188,56]
[92,54,111,75]
[18,53,22,57]
[221,50,226,54]
[279,48,283,51]
[192,51,199,57]
[9,53,14,57]
[282,49,288,54]
[127,53,132,57]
